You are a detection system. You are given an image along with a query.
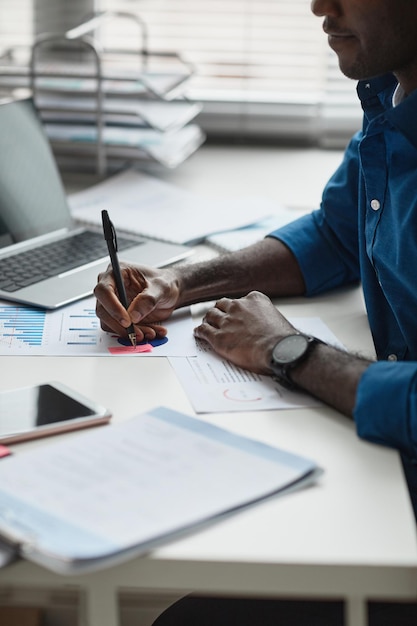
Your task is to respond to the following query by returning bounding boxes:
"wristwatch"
[270,333,323,390]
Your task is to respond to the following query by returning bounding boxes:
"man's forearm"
[290,342,372,417]
[176,237,306,308]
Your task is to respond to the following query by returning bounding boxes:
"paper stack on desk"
[68,169,278,244]
[0,407,322,574]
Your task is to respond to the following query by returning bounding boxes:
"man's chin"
[336,55,389,82]
[338,61,380,82]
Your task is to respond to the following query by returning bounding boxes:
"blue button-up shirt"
[270,73,417,513]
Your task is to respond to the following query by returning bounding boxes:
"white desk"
[1,286,417,626]
[1,146,417,626]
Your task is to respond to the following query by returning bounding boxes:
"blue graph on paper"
[0,301,99,352]
[0,304,46,348]
[66,308,99,346]
[0,297,196,356]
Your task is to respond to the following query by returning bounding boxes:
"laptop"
[0,98,192,309]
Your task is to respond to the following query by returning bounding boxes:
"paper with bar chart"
[0,297,196,357]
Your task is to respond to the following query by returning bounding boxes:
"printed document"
[169,317,344,413]
[0,298,196,357]
[0,407,321,574]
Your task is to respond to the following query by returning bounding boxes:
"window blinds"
[0,0,361,145]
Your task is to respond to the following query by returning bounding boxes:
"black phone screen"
[0,383,97,436]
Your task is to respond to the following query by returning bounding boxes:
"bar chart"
[0,297,196,356]
[66,307,99,347]
[0,305,46,349]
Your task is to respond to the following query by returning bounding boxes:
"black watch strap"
[270,334,324,390]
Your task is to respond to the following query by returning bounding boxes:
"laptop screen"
[0,98,71,248]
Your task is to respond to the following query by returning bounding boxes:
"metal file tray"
[0,11,205,175]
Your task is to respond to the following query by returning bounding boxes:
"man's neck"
[394,68,417,97]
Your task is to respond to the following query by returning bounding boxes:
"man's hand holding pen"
[95,253,180,343]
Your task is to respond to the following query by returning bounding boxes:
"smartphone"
[0,382,111,444]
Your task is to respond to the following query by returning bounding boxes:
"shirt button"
[387,354,397,361]
[370,199,381,211]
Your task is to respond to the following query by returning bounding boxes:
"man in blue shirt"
[95,0,417,622]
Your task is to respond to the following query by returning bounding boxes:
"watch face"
[272,334,310,365]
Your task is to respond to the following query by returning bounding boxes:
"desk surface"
[1,287,417,600]
[1,145,417,626]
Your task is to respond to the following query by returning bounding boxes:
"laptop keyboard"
[0,230,141,293]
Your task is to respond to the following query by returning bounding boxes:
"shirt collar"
[357,74,417,150]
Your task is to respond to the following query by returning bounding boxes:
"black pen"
[101,210,136,347]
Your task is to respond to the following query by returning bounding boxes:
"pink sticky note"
[0,445,11,458]
[108,344,153,355]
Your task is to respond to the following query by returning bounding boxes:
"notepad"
[0,407,321,574]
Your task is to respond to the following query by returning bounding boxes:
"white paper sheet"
[68,169,277,244]
[206,212,307,252]
[0,298,196,357]
[169,317,344,413]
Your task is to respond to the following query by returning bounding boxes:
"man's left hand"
[193,291,296,374]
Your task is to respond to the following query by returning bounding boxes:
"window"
[0,0,362,146]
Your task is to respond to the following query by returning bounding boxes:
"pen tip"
[129,333,137,348]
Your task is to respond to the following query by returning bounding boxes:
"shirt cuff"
[355,360,417,459]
